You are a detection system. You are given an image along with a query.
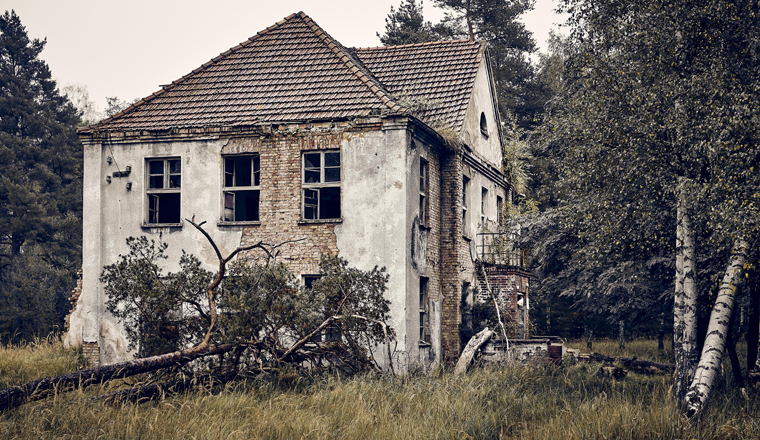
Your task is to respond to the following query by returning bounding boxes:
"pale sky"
[2,0,568,112]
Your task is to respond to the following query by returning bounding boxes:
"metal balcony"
[476,232,529,268]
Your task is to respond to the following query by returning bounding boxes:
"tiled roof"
[354,40,483,132]
[85,12,483,134]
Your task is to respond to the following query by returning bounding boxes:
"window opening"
[496,195,503,231]
[146,158,181,224]
[481,187,488,227]
[419,158,429,227]
[420,277,430,344]
[302,151,341,220]
[462,176,470,234]
[480,112,488,137]
[223,155,260,222]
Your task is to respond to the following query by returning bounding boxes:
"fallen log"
[455,328,493,375]
[93,369,241,405]
[0,342,240,413]
[582,353,675,374]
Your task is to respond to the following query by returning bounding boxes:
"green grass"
[0,335,84,389]
[567,338,676,364]
[2,338,759,439]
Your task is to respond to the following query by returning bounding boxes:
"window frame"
[220,154,261,224]
[481,186,488,227]
[301,150,342,221]
[419,158,430,228]
[144,157,182,226]
[462,176,470,237]
[419,276,430,345]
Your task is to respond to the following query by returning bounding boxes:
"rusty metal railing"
[476,232,529,268]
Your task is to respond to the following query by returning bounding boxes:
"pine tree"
[377,0,451,46]
[0,10,83,342]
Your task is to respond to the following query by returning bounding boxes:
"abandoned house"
[65,12,530,370]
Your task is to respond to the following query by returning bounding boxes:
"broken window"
[481,186,488,227]
[419,158,429,227]
[462,176,470,234]
[497,195,503,231]
[302,151,341,220]
[419,277,430,345]
[146,158,181,224]
[222,155,260,222]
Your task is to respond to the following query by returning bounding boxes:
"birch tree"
[518,0,760,416]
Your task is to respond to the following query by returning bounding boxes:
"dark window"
[302,151,341,220]
[420,158,429,227]
[462,176,470,234]
[420,277,430,344]
[223,155,260,222]
[481,187,488,227]
[146,158,181,224]
[480,112,488,137]
[303,274,321,289]
[497,195,503,231]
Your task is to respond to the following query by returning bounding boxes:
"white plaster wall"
[334,129,409,370]
[460,61,503,167]
[70,137,244,364]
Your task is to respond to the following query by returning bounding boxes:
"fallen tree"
[0,219,395,412]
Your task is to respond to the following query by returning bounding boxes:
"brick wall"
[477,265,531,338]
[229,133,343,275]
[82,341,100,367]
[439,150,463,363]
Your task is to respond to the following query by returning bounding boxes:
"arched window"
[480,112,488,137]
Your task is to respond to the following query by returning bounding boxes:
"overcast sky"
[2,0,568,111]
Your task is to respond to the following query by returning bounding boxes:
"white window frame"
[145,157,181,225]
[221,154,261,223]
[301,150,341,220]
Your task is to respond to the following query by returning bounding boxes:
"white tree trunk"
[674,178,699,403]
[685,239,748,418]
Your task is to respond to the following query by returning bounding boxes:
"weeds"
[1,339,759,439]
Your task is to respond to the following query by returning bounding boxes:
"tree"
[0,10,83,342]
[103,96,134,118]
[523,0,760,417]
[61,83,101,125]
[1,221,395,412]
[377,0,451,46]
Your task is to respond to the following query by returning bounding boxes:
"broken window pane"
[146,158,181,224]
[302,151,340,220]
[222,155,261,222]
[320,187,340,219]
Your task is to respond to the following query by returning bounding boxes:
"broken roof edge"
[77,112,416,142]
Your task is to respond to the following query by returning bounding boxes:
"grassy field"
[1,338,759,439]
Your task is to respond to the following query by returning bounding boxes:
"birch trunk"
[674,178,699,403]
[684,239,748,418]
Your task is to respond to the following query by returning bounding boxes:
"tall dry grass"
[0,335,83,388]
[1,338,759,439]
